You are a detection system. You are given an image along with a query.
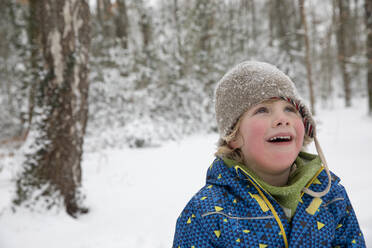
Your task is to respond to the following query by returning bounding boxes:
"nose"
[272,113,290,127]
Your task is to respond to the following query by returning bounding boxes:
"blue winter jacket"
[173,156,366,247]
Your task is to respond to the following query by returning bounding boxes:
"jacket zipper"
[235,165,325,248]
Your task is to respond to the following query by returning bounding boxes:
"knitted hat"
[215,61,315,140]
[214,61,331,197]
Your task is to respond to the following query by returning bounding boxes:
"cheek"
[294,119,305,147]
[241,120,267,153]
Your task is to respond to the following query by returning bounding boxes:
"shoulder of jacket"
[190,183,235,211]
[317,169,345,197]
[318,171,350,216]
[183,183,251,224]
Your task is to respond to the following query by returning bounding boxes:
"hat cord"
[301,136,332,198]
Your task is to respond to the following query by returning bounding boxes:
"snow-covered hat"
[215,61,315,140]
[214,61,331,197]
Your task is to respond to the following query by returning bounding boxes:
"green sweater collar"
[223,152,321,220]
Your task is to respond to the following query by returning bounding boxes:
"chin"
[265,154,297,170]
[272,150,299,161]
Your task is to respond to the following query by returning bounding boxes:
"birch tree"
[14,0,91,218]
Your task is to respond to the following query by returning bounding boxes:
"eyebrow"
[252,101,298,111]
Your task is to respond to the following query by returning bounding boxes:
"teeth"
[269,136,291,141]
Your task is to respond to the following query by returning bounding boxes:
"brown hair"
[215,116,245,164]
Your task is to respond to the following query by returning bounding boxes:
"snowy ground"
[0,98,372,247]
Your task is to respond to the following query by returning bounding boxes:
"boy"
[172,61,365,247]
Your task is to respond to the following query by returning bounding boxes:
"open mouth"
[267,135,293,143]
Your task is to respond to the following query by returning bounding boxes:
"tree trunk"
[336,0,352,107]
[320,23,335,107]
[1,0,30,136]
[96,0,103,26]
[173,0,184,77]
[249,0,257,42]
[173,0,181,52]
[366,0,372,114]
[299,0,316,115]
[15,0,91,218]
[196,0,215,54]
[138,1,152,50]
[26,0,42,137]
[268,1,274,46]
[228,2,234,54]
[114,0,128,48]
[275,1,291,55]
[97,0,112,38]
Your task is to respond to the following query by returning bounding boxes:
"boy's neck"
[243,159,291,186]
[254,169,291,187]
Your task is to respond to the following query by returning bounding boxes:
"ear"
[229,134,243,149]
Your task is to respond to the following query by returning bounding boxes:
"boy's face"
[230,99,305,176]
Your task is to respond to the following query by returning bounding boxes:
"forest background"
[0,0,372,237]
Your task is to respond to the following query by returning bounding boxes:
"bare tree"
[335,0,352,107]
[299,0,316,114]
[114,0,129,48]
[268,1,275,46]
[192,0,216,55]
[173,0,184,77]
[249,0,257,42]
[15,0,91,218]
[0,1,31,139]
[137,0,152,50]
[25,0,42,139]
[96,0,112,37]
[274,1,292,56]
[366,0,372,114]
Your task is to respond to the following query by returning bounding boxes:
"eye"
[285,105,298,113]
[254,106,268,114]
